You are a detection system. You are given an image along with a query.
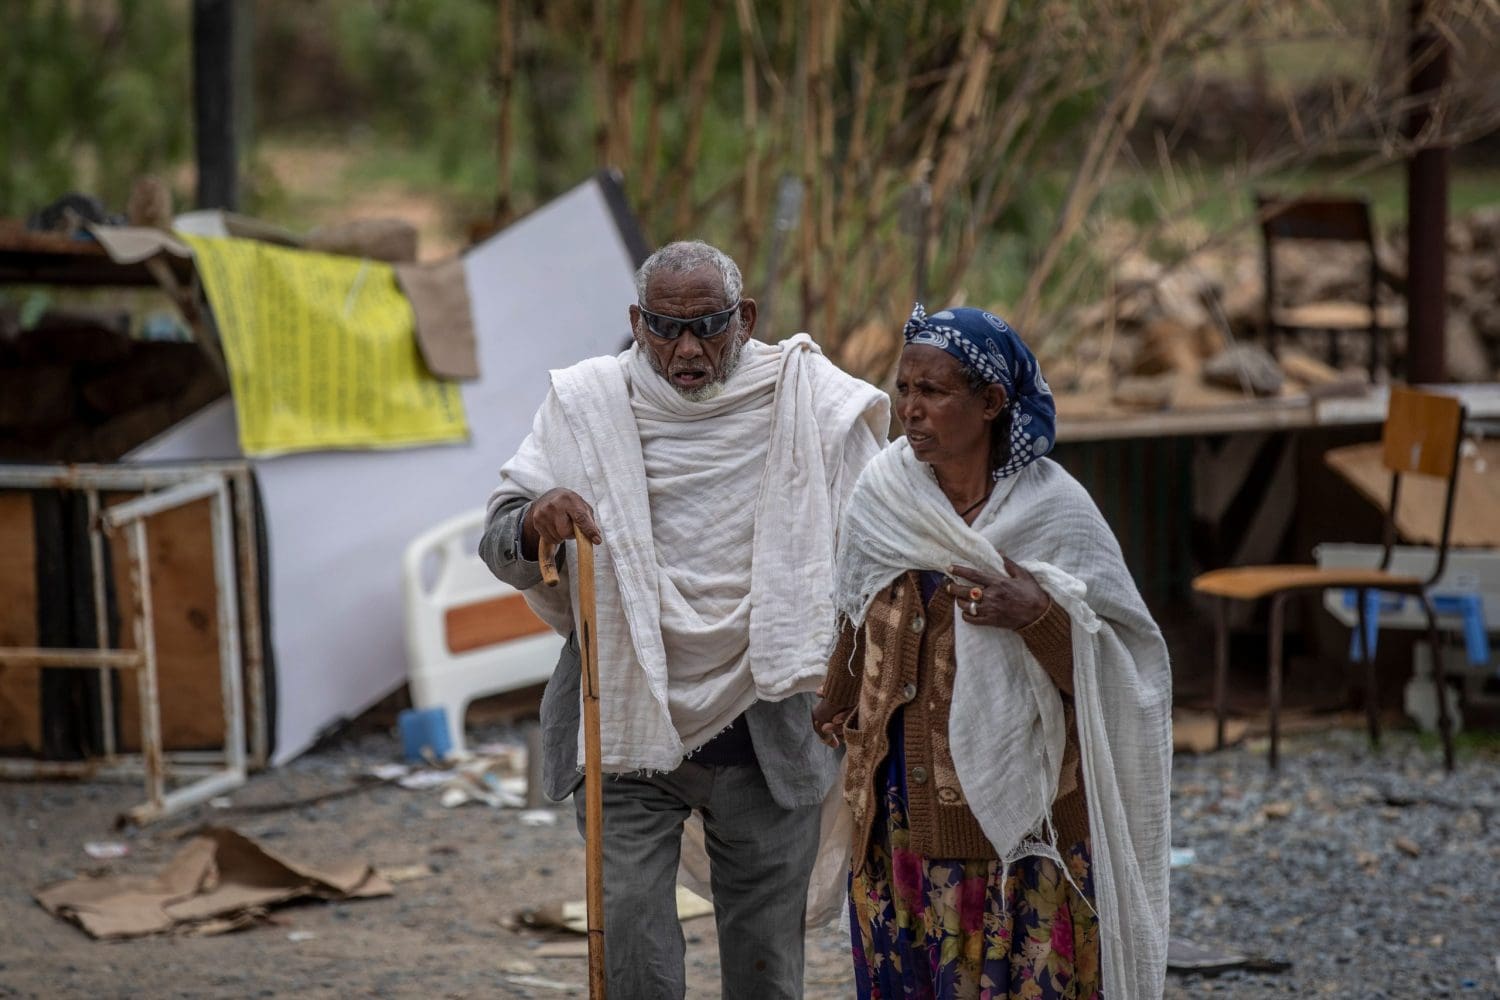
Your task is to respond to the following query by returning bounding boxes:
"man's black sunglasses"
[637,302,741,341]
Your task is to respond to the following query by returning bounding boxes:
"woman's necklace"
[956,488,992,519]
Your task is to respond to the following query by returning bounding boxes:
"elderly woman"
[813,306,1172,1000]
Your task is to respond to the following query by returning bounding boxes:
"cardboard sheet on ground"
[129,176,641,763]
[35,827,391,939]
[517,885,714,936]
[181,234,468,455]
[1172,709,1248,754]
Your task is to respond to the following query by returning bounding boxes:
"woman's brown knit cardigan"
[821,570,1087,870]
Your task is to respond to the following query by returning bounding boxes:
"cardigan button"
[901,683,917,701]
[911,766,929,784]
[909,616,925,634]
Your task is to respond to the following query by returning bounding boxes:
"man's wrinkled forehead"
[642,265,733,314]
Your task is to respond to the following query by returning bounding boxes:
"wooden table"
[1324,438,1500,548]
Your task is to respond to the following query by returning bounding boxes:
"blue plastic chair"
[1343,588,1491,668]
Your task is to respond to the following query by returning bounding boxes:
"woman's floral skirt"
[848,746,1102,1000]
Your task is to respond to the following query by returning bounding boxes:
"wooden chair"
[1193,386,1466,771]
[1256,193,1403,379]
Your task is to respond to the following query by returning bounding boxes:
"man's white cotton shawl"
[832,439,1172,1000]
[489,335,889,772]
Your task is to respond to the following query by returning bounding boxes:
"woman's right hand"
[811,687,854,747]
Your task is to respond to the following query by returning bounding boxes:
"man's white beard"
[639,334,748,402]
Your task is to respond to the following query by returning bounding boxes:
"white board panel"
[131,178,638,762]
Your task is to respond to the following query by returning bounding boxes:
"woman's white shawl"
[833,440,1172,1000]
[489,335,889,772]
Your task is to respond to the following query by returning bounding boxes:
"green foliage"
[1,0,191,217]
[332,1,519,198]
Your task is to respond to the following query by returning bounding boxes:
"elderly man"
[480,240,888,999]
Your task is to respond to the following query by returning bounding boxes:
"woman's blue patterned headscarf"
[903,303,1056,479]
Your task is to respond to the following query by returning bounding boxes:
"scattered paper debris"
[396,770,452,791]
[1170,847,1196,869]
[518,886,713,935]
[1167,936,1292,976]
[374,746,533,810]
[438,766,527,809]
[376,863,436,884]
[287,930,316,942]
[505,975,579,994]
[536,940,591,959]
[1395,836,1422,858]
[209,797,234,810]
[1262,801,1295,820]
[498,959,540,975]
[519,810,559,828]
[84,841,130,860]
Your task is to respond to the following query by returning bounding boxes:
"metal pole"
[1405,0,1448,385]
[86,490,117,759]
[193,0,240,210]
[127,520,167,813]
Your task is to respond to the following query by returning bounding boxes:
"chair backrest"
[1382,386,1463,479]
[1255,193,1382,349]
[402,508,551,664]
[1256,194,1374,244]
[1377,386,1466,582]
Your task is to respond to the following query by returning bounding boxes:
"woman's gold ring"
[968,586,984,601]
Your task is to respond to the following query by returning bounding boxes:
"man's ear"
[628,303,641,330]
[737,298,758,341]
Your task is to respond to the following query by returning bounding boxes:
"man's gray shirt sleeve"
[480,497,543,590]
[479,494,582,801]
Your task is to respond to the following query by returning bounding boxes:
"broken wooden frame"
[0,462,267,824]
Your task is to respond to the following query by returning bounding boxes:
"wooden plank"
[1326,438,1500,548]
[1273,301,1403,330]
[1059,397,1320,443]
[108,493,226,750]
[0,221,194,289]
[0,493,42,752]
[444,594,551,654]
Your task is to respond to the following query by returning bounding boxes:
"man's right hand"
[522,488,604,562]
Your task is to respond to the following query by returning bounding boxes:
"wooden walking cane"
[539,529,607,999]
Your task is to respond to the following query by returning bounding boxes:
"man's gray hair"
[634,240,743,304]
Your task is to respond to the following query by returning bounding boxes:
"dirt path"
[0,727,850,999]
[4,725,1497,998]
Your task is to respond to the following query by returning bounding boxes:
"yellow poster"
[183,235,468,456]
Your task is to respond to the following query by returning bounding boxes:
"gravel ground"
[1165,728,1500,999]
[2,723,1497,999]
